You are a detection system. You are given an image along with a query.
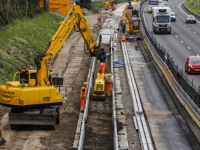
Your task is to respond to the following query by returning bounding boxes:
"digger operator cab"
[13,69,37,87]
[132,19,140,30]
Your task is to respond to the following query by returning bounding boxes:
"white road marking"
[181,22,183,23]
[185,25,186,26]
[188,47,191,49]
[181,41,183,43]
[188,28,190,30]
[175,36,178,38]
[194,32,196,33]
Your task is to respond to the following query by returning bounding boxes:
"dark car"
[171,12,176,22]
[185,15,196,24]
[185,56,200,74]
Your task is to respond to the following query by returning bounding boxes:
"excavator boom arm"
[122,9,134,32]
[36,5,98,86]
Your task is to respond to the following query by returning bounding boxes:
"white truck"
[147,0,159,13]
[152,7,171,34]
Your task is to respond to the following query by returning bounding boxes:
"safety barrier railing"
[140,0,200,128]
[183,1,200,19]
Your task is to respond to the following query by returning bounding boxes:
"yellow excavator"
[0,3,103,129]
[102,0,115,10]
[122,7,141,40]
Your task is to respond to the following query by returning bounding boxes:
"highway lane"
[143,0,200,87]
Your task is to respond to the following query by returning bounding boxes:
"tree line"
[0,0,42,28]
[0,0,93,28]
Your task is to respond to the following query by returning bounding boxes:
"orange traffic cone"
[122,34,126,42]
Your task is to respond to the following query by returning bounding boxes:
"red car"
[185,56,200,74]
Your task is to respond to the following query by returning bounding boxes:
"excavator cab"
[132,19,140,30]
[13,70,37,87]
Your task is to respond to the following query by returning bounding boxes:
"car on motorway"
[185,15,196,24]
[185,56,200,74]
[171,12,176,22]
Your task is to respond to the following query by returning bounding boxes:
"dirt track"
[0,9,110,150]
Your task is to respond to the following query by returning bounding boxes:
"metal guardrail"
[110,35,119,150]
[183,2,200,19]
[140,0,200,128]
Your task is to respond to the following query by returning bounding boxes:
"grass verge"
[184,0,200,15]
[0,12,63,84]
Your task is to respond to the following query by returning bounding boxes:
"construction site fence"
[140,0,200,108]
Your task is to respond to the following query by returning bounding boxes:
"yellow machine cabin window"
[14,73,20,81]
[20,72,29,84]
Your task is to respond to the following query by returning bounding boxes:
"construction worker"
[97,48,111,74]
[114,4,117,10]
[109,5,111,11]
[98,13,102,22]
[115,25,119,32]
[104,73,113,97]
[80,82,87,112]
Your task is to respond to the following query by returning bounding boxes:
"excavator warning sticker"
[43,97,50,102]
[19,100,24,105]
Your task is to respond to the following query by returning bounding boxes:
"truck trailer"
[152,7,171,34]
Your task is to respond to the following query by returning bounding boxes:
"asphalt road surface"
[143,0,200,87]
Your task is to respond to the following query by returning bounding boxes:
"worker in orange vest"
[104,73,113,97]
[109,5,111,11]
[80,82,87,112]
[114,4,117,10]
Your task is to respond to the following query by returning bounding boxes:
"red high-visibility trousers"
[99,63,106,74]
[105,81,107,91]
[80,97,86,112]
